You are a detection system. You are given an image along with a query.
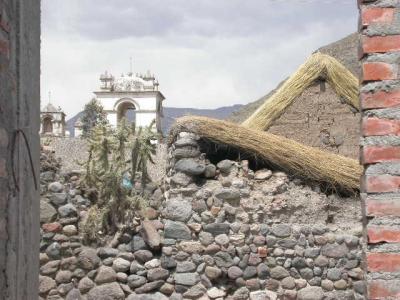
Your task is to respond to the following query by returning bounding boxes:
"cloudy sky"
[41,0,358,118]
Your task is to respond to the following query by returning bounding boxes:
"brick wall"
[359,0,400,299]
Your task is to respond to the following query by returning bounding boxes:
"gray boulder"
[171,172,193,186]
[58,203,77,218]
[49,181,63,193]
[164,220,191,240]
[87,282,125,300]
[175,159,205,175]
[297,286,324,300]
[217,160,235,174]
[65,289,82,300]
[270,266,290,279]
[127,293,168,300]
[163,198,192,222]
[214,188,240,204]
[271,224,291,237]
[40,200,57,223]
[321,243,349,258]
[95,266,117,284]
[39,275,56,294]
[78,247,100,270]
[50,193,67,206]
[204,223,230,235]
[174,273,200,286]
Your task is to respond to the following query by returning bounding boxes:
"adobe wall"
[359,0,400,298]
[0,0,40,299]
[39,134,366,299]
[268,82,360,159]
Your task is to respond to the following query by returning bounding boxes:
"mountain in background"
[160,105,243,134]
[66,104,243,137]
[228,33,359,123]
[66,111,84,137]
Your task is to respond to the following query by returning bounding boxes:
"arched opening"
[117,101,136,125]
[42,116,53,134]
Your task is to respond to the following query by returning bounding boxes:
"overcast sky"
[41,0,358,118]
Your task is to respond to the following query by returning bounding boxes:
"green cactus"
[81,118,159,243]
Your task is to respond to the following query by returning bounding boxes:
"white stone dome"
[112,73,154,92]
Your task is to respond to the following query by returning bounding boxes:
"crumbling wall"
[359,1,400,298]
[0,0,40,299]
[39,134,366,299]
[268,82,360,159]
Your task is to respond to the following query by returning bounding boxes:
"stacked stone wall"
[39,133,366,299]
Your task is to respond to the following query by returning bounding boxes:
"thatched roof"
[170,116,362,191]
[229,33,360,124]
[241,53,359,131]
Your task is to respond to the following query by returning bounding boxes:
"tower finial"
[130,57,133,75]
[48,91,51,104]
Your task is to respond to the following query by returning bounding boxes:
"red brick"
[367,252,400,272]
[363,117,400,136]
[362,62,397,81]
[364,175,400,193]
[362,7,395,27]
[362,35,400,54]
[366,198,400,217]
[368,225,400,243]
[369,280,400,299]
[361,90,400,109]
[362,146,400,163]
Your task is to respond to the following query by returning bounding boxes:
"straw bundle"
[171,116,362,190]
[242,52,359,130]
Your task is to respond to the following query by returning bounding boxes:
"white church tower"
[94,69,164,134]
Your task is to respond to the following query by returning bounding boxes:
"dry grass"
[242,52,359,130]
[170,116,362,190]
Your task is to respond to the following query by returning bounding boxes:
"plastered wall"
[0,0,40,298]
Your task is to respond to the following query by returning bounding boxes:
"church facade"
[94,70,164,133]
[40,103,67,136]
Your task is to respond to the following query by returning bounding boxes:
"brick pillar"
[359,1,400,299]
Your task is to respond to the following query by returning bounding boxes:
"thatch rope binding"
[242,52,359,130]
[170,116,362,190]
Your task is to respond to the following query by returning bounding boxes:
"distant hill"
[228,33,359,124]
[160,105,243,134]
[66,111,84,137]
[66,104,243,137]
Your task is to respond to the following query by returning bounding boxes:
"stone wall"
[268,82,360,159]
[42,137,89,173]
[359,0,400,298]
[39,133,366,299]
[43,136,167,184]
[0,0,40,298]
